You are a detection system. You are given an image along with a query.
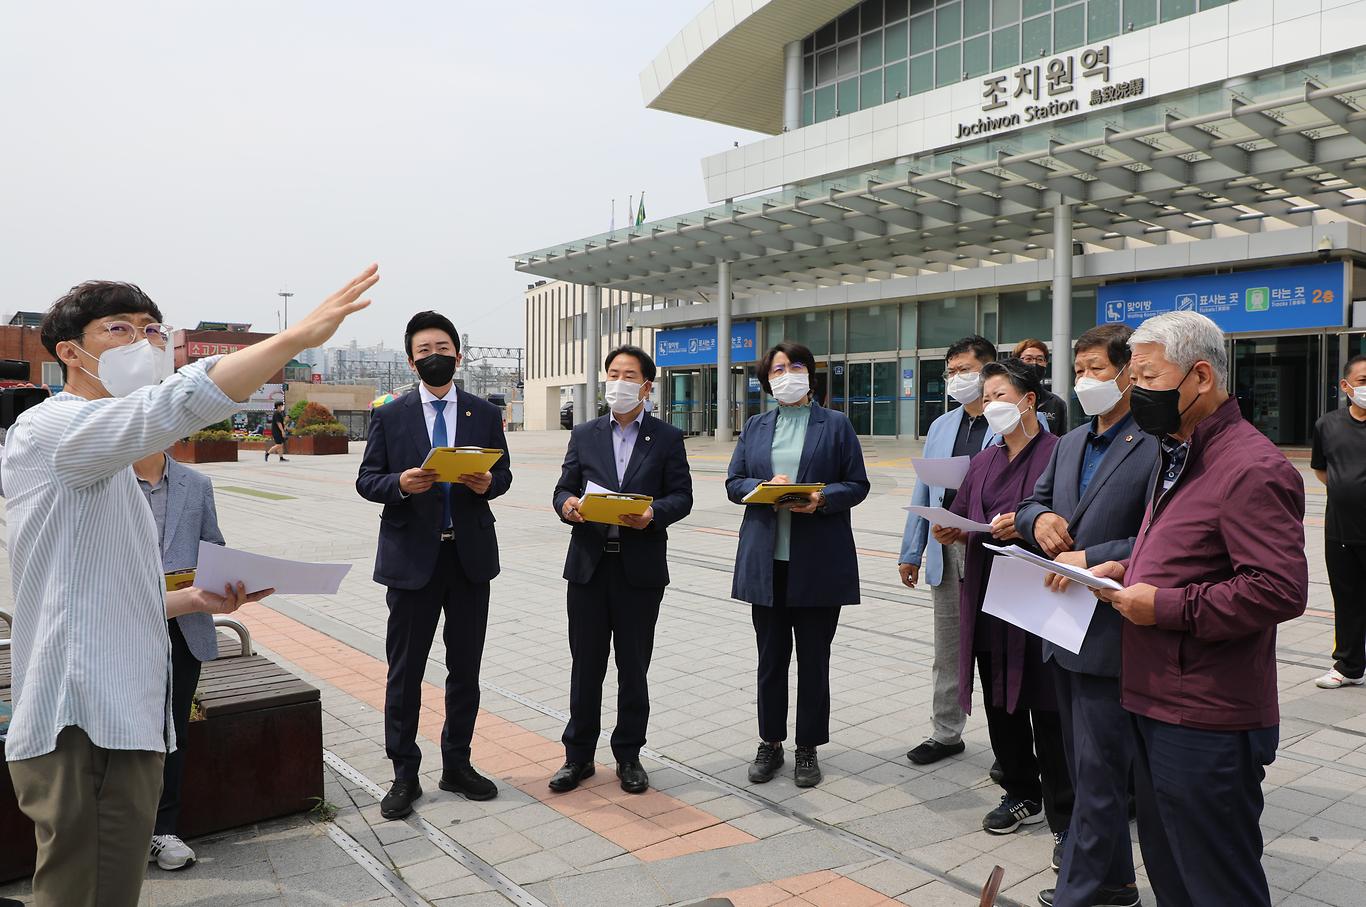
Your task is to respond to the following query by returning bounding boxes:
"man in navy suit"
[1015,324,1155,907]
[550,345,692,794]
[357,311,513,819]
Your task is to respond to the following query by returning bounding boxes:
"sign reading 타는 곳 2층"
[1097,263,1348,334]
[654,321,759,368]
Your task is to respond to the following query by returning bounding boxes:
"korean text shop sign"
[1097,263,1348,333]
[655,321,759,368]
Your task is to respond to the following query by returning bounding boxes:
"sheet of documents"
[421,447,504,483]
[911,455,972,490]
[984,543,1124,591]
[982,554,1097,654]
[902,505,993,533]
[741,482,826,505]
[578,493,653,526]
[164,569,196,593]
[194,542,352,596]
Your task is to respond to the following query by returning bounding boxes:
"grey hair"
[1129,311,1228,387]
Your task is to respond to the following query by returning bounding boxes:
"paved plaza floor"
[0,429,1360,906]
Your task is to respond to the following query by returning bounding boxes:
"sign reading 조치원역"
[1096,263,1348,333]
[654,321,759,367]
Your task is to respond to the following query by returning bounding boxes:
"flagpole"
[610,198,615,233]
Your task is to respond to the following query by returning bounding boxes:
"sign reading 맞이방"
[655,321,759,368]
[1096,263,1348,333]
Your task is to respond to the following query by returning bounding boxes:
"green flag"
[635,193,646,226]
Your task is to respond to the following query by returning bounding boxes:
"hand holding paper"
[903,505,993,534]
[194,542,352,596]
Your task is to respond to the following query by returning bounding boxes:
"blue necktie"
[430,400,452,530]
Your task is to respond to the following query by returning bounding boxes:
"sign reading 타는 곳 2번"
[1096,263,1348,334]
[654,321,759,368]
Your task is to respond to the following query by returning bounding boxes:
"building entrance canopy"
[515,73,1366,302]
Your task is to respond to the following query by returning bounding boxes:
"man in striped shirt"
[2,266,377,907]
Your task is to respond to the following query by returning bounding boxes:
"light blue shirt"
[608,407,645,539]
[2,358,239,760]
[771,403,809,562]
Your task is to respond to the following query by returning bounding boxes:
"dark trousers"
[1051,669,1135,907]
[155,620,201,836]
[977,652,1073,834]
[752,560,842,748]
[1131,714,1278,907]
[1327,542,1366,679]
[384,542,490,781]
[562,553,663,764]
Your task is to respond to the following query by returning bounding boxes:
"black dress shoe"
[380,778,422,820]
[548,761,595,793]
[1038,886,1141,907]
[906,738,965,765]
[439,763,498,801]
[616,758,649,794]
[1051,830,1067,871]
[748,741,785,783]
[794,746,822,788]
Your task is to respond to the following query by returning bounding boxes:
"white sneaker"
[149,834,195,870]
[1315,669,1365,690]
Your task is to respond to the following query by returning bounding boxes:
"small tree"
[288,400,308,422]
[295,401,336,429]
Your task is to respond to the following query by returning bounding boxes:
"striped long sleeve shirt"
[2,357,239,761]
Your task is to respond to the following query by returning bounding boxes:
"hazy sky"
[2,2,760,349]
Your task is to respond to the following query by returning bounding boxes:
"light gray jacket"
[162,456,225,662]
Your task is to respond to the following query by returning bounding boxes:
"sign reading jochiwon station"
[1098,262,1348,333]
[655,321,759,368]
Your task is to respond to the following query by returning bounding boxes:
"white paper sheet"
[984,543,1124,591]
[902,505,994,533]
[981,554,1097,654]
[910,455,972,490]
[584,480,613,496]
[194,542,352,596]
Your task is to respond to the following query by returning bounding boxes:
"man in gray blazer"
[1015,324,1155,907]
[133,450,226,872]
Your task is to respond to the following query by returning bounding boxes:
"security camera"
[1318,236,1334,262]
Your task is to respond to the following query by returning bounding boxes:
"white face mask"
[1074,375,1125,417]
[770,372,810,405]
[1351,385,1366,408]
[76,339,175,397]
[604,379,644,415]
[984,399,1027,436]
[946,371,983,404]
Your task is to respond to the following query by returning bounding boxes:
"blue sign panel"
[1097,263,1347,334]
[655,321,759,367]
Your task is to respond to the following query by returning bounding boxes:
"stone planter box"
[238,440,270,451]
[170,439,239,464]
[289,435,348,455]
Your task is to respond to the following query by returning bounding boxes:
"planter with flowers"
[170,426,239,464]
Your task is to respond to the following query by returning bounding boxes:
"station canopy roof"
[515,65,1366,302]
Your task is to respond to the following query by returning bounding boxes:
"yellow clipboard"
[741,482,825,505]
[578,493,653,526]
[421,447,504,482]
[165,569,196,592]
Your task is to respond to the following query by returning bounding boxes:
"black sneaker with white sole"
[982,794,1045,834]
[1051,829,1067,871]
[1037,885,1141,906]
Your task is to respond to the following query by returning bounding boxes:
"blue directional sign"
[654,321,759,367]
[1097,263,1347,333]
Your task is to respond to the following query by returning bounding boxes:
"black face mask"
[1129,365,1197,438]
[1022,362,1049,387]
[414,353,457,387]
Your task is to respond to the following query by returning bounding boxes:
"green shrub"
[288,400,308,422]
[294,422,347,438]
[188,430,236,442]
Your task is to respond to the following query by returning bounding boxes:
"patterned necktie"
[429,399,452,530]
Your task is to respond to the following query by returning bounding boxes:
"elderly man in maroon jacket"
[1091,311,1307,907]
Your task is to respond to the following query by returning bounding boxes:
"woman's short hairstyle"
[980,358,1043,409]
[757,341,817,395]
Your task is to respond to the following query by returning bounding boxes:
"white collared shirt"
[418,383,458,445]
[2,358,239,760]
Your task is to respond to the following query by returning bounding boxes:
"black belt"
[439,528,456,542]
[603,540,621,554]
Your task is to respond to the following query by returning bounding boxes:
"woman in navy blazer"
[726,341,870,789]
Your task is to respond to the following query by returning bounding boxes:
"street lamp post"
[278,290,294,330]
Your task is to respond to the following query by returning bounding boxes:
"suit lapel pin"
[644,435,651,442]
[1125,435,1134,442]
[465,410,472,417]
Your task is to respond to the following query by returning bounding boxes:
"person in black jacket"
[356,311,512,820]
[1014,339,1069,433]
[550,345,693,795]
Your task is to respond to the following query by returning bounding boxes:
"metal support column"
[583,284,600,424]
[716,260,732,438]
[783,41,802,132]
[1052,204,1073,426]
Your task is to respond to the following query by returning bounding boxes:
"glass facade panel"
[900,303,919,349]
[888,0,911,19]
[910,53,935,93]
[999,288,1050,342]
[815,84,837,121]
[1053,4,1085,51]
[873,361,899,435]
[849,305,900,353]
[1022,15,1051,58]
[910,13,934,53]
[965,0,992,34]
[1087,0,1121,41]
[1124,0,1157,30]
[864,0,886,28]
[817,49,837,83]
[838,42,860,77]
[837,77,859,115]
[1023,0,1051,15]
[766,316,785,350]
[937,2,962,44]
[963,34,991,76]
[862,70,884,106]
[885,19,910,58]
[788,311,831,356]
[937,44,962,85]
[993,0,1021,23]
[862,29,884,68]
[992,24,1021,68]
[885,59,910,98]
[1160,0,1194,17]
[919,296,977,348]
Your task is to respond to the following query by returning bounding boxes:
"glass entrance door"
[919,357,947,432]
[1232,336,1317,446]
[845,360,899,436]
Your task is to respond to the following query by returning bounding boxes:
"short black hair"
[404,311,460,359]
[1074,324,1133,369]
[946,334,997,365]
[40,281,164,379]
[1345,353,1366,377]
[757,341,817,395]
[274,401,285,408]
[603,344,656,382]
[981,358,1043,408]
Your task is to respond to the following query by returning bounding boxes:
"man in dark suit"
[1015,324,1155,907]
[550,345,692,794]
[356,311,513,819]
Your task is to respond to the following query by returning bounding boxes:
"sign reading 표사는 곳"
[1097,263,1348,333]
